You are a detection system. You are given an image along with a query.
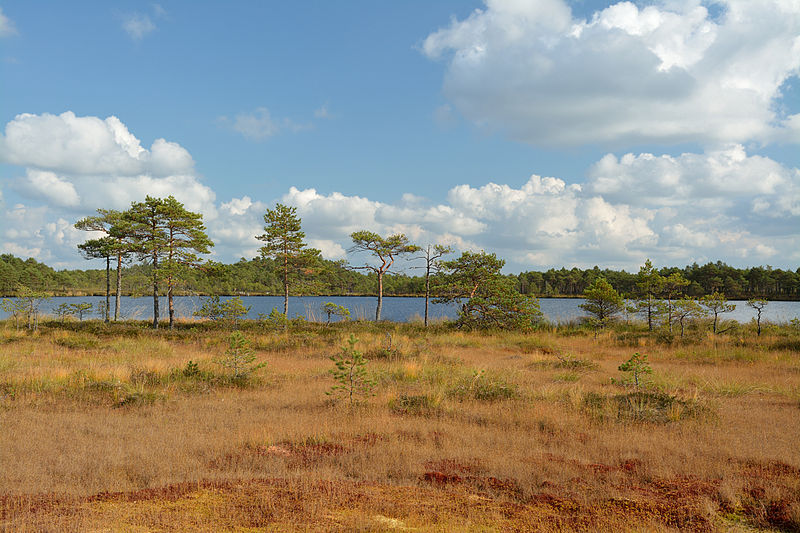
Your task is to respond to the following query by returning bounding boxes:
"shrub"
[259,308,289,332]
[327,335,375,405]
[214,331,267,385]
[614,352,652,390]
[322,302,350,324]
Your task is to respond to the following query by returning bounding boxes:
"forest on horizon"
[1,253,798,301]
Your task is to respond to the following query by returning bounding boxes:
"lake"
[2,295,799,325]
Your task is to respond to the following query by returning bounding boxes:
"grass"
[1,318,799,531]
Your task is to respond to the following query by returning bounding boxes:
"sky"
[0,0,798,273]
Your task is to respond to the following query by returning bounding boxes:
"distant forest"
[0,254,800,300]
[1,253,798,300]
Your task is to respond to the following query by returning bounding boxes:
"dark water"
[2,295,799,324]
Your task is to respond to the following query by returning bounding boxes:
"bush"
[614,352,652,390]
[327,335,375,405]
[214,331,267,385]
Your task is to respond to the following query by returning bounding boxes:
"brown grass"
[1,321,799,531]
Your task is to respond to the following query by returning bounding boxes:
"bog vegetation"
[1,198,799,530]
[1,311,799,531]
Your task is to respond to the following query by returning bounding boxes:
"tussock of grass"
[389,393,443,416]
[447,370,518,402]
[581,390,707,423]
[52,332,103,350]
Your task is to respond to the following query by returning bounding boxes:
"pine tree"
[125,196,213,329]
[349,231,419,321]
[635,259,664,331]
[75,209,132,322]
[125,197,169,329]
[256,204,320,317]
[415,244,453,327]
[700,291,736,334]
[436,251,542,330]
[328,335,375,406]
[580,277,624,335]
[160,196,213,329]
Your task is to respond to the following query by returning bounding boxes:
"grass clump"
[448,370,518,402]
[52,333,102,350]
[553,352,598,371]
[389,393,442,416]
[582,391,705,423]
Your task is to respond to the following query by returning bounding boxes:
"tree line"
[0,197,798,331]
[3,253,797,303]
[516,263,800,300]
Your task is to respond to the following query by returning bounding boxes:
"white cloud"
[153,4,167,19]
[307,239,346,260]
[122,13,155,40]
[0,7,17,37]
[1,113,798,270]
[586,144,800,221]
[0,112,212,217]
[0,113,220,265]
[423,0,800,146]
[0,112,193,177]
[19,169,80,208]
[221,196,255,216]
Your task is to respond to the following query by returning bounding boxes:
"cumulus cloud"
[1,112,797,270]
[586,144,800,223]
[18,169,80,208]
[0,112,193,177]
[272,145,799,269]
[279,176,655,268]
[313,105,334,119]
[0,112,220,266]
[0,7,16,37]
[423,0,800,147]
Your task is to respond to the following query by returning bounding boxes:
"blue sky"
[1,1,799,272]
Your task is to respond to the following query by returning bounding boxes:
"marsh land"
[1,318,799,531]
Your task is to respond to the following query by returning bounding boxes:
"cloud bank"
[1,107,798,270]
[422,0,800,147]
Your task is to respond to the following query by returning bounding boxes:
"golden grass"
[1,320,799,531]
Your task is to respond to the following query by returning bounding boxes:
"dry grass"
[1,320,799,531]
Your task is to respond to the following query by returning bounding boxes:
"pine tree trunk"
[152,252,159,329]
[283,255,289,317]
[105,256,111,323]
[424,269,430,327]
[168,278,174,330]
[115,254,122,321]
[376,271,383,321]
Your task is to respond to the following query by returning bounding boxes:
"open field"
[1,319,799,532]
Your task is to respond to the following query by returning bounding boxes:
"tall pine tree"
[75,209,132,322]
[125,196,213,329]
[256,204,319,317]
